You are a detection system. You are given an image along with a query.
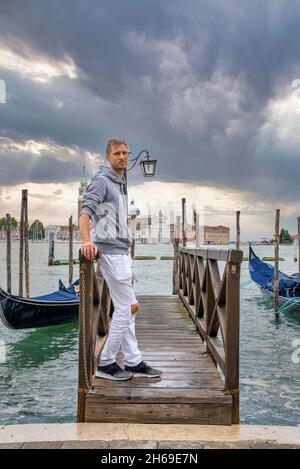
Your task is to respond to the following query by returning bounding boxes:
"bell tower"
[78,165,88,226]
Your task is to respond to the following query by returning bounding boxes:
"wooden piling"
[181,198,187,247]
[6,213,11,294]
[195,212,200,248]
[48,232,55,265]
[192,205,196,232]
[298,216,300,272]
[147,212,151,242]
[130,215,136,259]
[172,215,181,294]
[18,191,25,297]
[236,210,240,250]
[24,190,30,298]
[69,215,73,285]
[274,209,280,318]
[130,238,136,260]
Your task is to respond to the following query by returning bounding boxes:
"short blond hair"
[106,138,128,157]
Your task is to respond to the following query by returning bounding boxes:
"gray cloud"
[0,0,300,203]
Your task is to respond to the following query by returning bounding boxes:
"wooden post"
[176,216,181,242]
[192,205,196,245]
[130,214,136,260]
[181,198,187,247]
[172,216,180,295]
[48,231,55,265]
[298,217,300,272]
[274,209,280,318]
[77,250,94,422]
[172,237,179,294]
[225,251,241,424]
[172,216,181,294]
[195,212,200,248]
[6,213,11,294]
[24,189,30,298]
[192,205,196,230]
[131,238,136,260]
[18,191,25,297]
[69,215,73,285]
[147,212,151,243]
[236,211,240,250]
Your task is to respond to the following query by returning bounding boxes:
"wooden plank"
[89,387,231,403]
[93,378,224,390]
[117,360,216,367]
[117,351,206,358]
[85,402,232,425]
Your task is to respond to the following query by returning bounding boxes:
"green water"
[0,242,299,425]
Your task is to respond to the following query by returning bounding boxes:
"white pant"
[98,252,143,367]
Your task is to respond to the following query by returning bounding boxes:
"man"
[79,138,162,381]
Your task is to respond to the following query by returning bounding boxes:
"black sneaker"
[124,361,162,378]
[95,362,133,381]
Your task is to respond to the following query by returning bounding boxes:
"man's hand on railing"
[81,241,98,260]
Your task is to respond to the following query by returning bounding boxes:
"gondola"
[248,245,300,313]
[0,279,79,330]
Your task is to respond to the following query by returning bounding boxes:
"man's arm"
[79,174,107,260]
[79,213,97,260]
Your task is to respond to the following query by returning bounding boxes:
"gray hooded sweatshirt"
[81,165,132,254]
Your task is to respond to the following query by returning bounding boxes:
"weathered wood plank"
[94,376,224,390]
[85,402,232,425]
[89,388,231,403]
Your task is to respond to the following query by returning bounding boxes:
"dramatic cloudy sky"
[0,0,300,240]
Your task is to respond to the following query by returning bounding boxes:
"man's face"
[107,143,128,172]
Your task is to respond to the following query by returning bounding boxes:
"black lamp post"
[124,149,157,185]
[124,149,157,260]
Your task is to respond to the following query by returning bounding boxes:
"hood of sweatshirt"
[98,164,126,185]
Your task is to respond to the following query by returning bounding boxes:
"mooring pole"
[181,198,187,247]
[192,204,196,231]
[274,209,280,318]
[69,215,73,285]
[48,231,55,265]
[172,215,181,294]
[236,210,240,251]
[195,212,200,248]
[6,213,11,294]
[19,191,25,297]
[24,189,30,298]
[298,216,300,273]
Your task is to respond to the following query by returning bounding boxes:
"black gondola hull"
[0,288,79,330]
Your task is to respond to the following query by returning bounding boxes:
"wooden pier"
[77,246,243,425]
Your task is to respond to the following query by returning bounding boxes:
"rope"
[80,268,92,392]
[277,298,300,313]
[240,279,254,288]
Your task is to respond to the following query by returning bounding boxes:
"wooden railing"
[77,251,112,422]
[173,245,243,423]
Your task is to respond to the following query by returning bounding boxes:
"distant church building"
[77,165,88,226]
